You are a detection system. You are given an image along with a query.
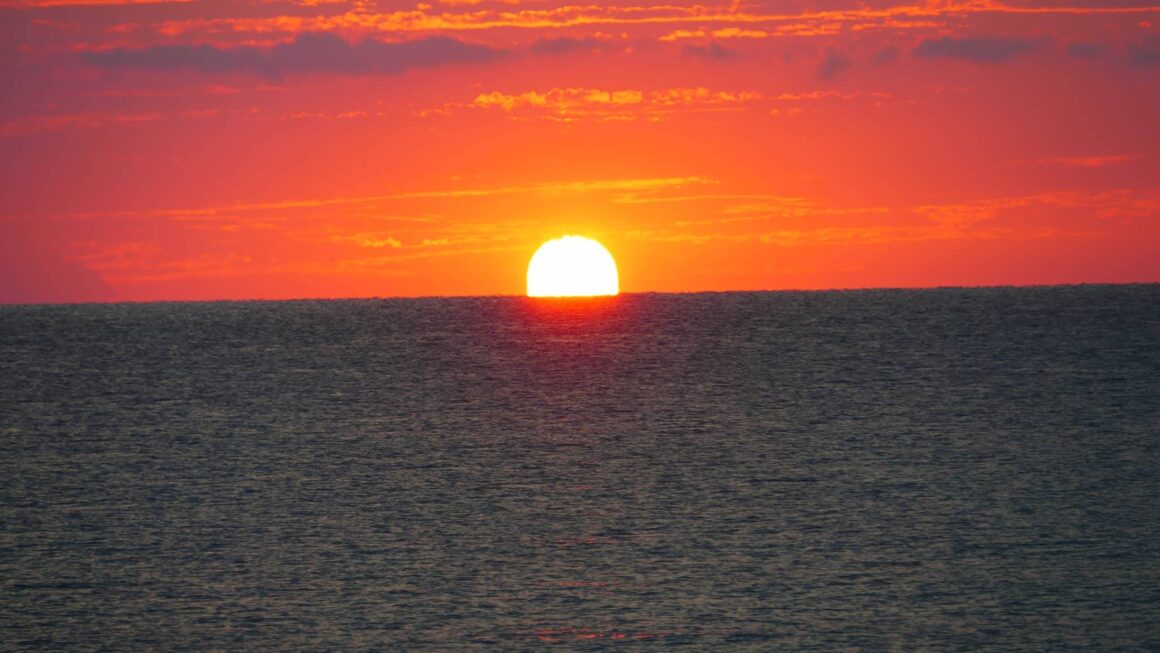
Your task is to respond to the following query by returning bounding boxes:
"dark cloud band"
[82,33,501,78]
[817,48,851,79]
[682,42,735,60]
[914,36,1043,63]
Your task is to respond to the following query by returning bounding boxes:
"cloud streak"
[464,87,762,120]
[817,48,851,78]
[1067,42,1109,58]
[1026,154,1145,168]
[331,233,403,248]
[137,3,1160,40]
[1129,35,1160,67]
[2,0,190,6]
[530,36,603,54]
[913,36,1044,63]
[82,32,500,78]
[682,42,735,60]
[49,177,718,223]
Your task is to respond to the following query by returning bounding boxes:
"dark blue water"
[2,286,1159,650]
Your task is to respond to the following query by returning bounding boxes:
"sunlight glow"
[527,236,619,297]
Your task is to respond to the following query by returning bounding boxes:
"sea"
[2,285,1158,651]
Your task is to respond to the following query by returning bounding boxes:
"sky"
[1,0,1158,302]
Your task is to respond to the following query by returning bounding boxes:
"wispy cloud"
[530,36,604,54]
[1129,34,1160,67]
[913,36,1045,63]
[1024,154,1145,168]
[138,3,1160,40]
[681,42,735,60]
[871,46,899,65]
[70,241,258,283]
[2,111,163,136]
[56,177,717,222]
[623,224,989,248]
[67,236,519,286]
[817,48,852,78]
[392,176,717,198]
[672,195,890,225]
[0,108,243,136]
[660,28,771,42]
[330,233,403,248]
[626,188,1160,248]
[333,243,528,271]
[82,33,500,78]
[457,87,762,120]
[912,189,1159,224]
[1,0,191,6]
[776,90,890,101]
[1067,42,1109,59]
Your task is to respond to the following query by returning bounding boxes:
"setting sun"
[527,236,619,297]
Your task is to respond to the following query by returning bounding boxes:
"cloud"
[1067,42,1109,58]
[472,88,643,112]
[910,189,1160,225]
[376,176,722,203]
[331,234,403,248]
[776,90,889,101]
[140,3,1160,40]
[57,178,717,226]
[5,0,189,5]
[84,43,272,76]
[681,42,735,60]
[0,229,115,304]
[817,48,851,79]
[2,111,163,136]
[626,186,1160,250]
[530,36,600,54]
[81,32,500,78]
[661,27,770,42]
[913,36,1043,63]
[1128,35,1160,67]
[710,27,770,39]
[871,46,899,65]
[463,87,761,120]
[1026,154,1144,168]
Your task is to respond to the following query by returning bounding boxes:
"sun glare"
[527,236,619,297]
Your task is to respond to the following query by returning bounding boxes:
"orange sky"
[1,0,1158,302]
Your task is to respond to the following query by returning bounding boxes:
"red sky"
[1,0,1157,302]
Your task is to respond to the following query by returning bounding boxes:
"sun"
[527,236,619,297]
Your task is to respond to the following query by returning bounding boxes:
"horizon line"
[3,280,1158,308]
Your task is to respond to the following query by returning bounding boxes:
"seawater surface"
[2,286,1159,650]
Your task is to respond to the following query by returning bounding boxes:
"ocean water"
[2,286,1158,651]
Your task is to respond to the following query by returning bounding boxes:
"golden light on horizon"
[527,236,619,297]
